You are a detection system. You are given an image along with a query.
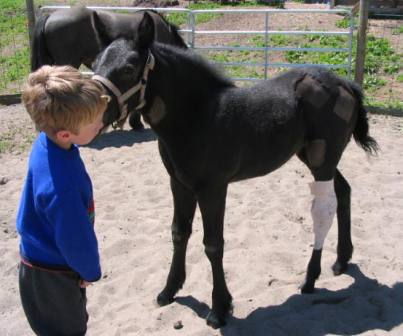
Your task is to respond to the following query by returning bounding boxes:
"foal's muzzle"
[92,52,155,128]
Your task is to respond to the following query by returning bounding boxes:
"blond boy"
[17,65,109,335]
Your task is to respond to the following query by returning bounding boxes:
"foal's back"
[212,67,358,181]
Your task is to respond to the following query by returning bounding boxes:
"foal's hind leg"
[296,150,338,293]
[301,178,338,293]
[332,169,353,275]
[157,178,197,306]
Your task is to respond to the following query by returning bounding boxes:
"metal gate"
[39,6,354,82]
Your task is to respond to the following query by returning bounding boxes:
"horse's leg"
[198,185,232,328]
[301,177,338,293]
[129,111,144,131]
[332,169,353,275]
[157,178,197,306]
[301,170,352,292]
[297,151,338,293]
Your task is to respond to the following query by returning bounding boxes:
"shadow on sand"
[87,128,157,150]
[175,265,403,336]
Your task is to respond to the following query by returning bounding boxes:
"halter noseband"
[92,52,155,128]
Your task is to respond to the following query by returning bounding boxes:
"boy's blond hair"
[22,65,109,134]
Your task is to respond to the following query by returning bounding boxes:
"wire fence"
[37,6,353,82]
[184,8,353,82]
[0,1,402,112]
[365,13,402,110]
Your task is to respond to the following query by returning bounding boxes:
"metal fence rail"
[1,4,400,113]
[191,9,353,80]
[39,6,354,82]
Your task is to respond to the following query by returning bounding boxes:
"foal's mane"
[151,43,236,90]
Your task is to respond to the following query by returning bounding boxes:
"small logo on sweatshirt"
[88,199,95,224]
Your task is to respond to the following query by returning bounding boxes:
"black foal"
[93,13,378,328]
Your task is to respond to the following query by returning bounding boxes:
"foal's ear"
[136,12,155,50]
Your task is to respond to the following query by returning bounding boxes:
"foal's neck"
[150,44,234,97]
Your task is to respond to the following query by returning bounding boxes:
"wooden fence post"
[25,0,36,47]
[354,0,369,86]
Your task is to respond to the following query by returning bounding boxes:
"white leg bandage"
[310,180,337,250]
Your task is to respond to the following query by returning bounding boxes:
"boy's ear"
[55,130,72,143]
[136,12,155,50]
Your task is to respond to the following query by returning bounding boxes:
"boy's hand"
[79,280,92,288]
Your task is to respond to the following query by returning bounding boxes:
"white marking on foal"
[334,86,355,122]
[310,180,337,250]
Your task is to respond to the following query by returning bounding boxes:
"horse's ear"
[136,12,155,50]
[93,10,111,48]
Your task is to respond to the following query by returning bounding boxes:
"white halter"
[92,52,155,128]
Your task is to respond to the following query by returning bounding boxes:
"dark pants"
[19,262,88,336]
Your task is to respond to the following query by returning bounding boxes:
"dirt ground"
[1,99,403,336]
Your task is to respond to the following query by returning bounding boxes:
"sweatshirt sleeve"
[46,191,102,281]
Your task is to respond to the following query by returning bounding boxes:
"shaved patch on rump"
[334,86,355,122]
[296,75,330,108]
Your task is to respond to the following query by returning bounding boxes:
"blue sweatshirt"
[16,132,101,281]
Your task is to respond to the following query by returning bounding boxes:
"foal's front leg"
[198,185,232,328]
[157,178,197,306]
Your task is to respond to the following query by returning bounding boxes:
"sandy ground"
[1,103,403,335]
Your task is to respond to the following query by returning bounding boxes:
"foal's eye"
[122,65,135,75]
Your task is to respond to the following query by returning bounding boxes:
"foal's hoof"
[332,260,348,276]
[206,311,226,329]
[206,301,233,329]
[157,291,175,306]
[130,122,145,131]
[129,113,144,131]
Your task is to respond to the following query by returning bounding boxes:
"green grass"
[166,0,284,27]
[364,97,403,111]
[166,2,223,27]
[0,0,30,93]
[0,126,35,154]
[283,35,350,74]
[336,15,357,29]
[392,26,403,35]
[0,48,30,90]
[228,0,284,8]
[278,34,400,90]
[208,48,263,79]
[0,140,13,154]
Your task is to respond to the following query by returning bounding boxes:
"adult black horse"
[93,13,378,328]
[31,5,187,129]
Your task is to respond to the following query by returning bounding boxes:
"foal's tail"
[347,81,379,155]
[31,13,53,71]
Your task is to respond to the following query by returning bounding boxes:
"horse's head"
[92,13,155,129]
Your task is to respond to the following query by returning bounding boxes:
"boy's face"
[55,109,105,149]
[70,110,105,146]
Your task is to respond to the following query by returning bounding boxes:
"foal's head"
[92,13,155,128]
